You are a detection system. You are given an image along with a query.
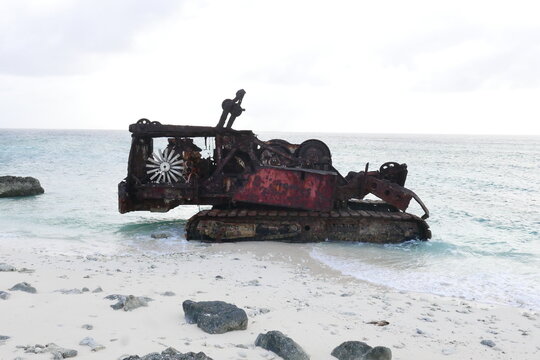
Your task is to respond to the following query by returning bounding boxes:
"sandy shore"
[0,240,538,360]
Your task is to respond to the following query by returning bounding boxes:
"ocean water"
[1,129,539,309]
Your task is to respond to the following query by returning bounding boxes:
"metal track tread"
[187,208,431,243]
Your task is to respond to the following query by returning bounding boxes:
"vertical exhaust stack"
[216,89,246,129]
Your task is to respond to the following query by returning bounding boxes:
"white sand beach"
[0,240,538,360]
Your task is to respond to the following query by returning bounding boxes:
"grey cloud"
[0,0,183,76]
[381,24,540,92]
[416,41,540,92]
[243,52,327,86]
[380,21,483,69]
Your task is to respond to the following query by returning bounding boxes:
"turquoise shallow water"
[0,129,539,308]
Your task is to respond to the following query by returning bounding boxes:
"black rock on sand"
[183,300,248,334]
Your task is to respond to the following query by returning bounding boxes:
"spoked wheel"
[295,139,332,170]
[146,148,185,183]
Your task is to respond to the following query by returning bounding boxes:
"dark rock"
[183,300,248,334]
[481,339,496,348]
[177,352,214,360]
[121,347,213,360]
[0,263,16,271]
[9,282,37,293]
[365,347,392,360]
[105,294,152,311]
[58,347,78,358]
[331,341,392,360]
[92,286,103,293]
[0,291,10,300]
[0,176,44,197]
[0,335,9,342]
[255,330,309,360]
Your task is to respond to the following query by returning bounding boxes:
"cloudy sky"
[1,0,539,135]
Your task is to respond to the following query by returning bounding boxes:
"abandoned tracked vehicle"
[118,90,431,243]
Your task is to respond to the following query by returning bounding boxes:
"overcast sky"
[1,0,539,135]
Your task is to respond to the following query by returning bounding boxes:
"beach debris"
[521,311,537,321]
[17,343,77,358]
[161,291,176,296]
[245,306,271,317]
[55,288,83,294]
[105,294,152,311]
[331,341,392,360]
[0,291,10,300]
[255,330,310,360]
[9,282,37,293]
[0,263,16,271]
[480,339,496,348]
[82,324,93,330]
[367,320,390,326]
[79,337,105,352]
[121,346,213,360]
[441,348,456,355]
[183,300,248,334]
[0,176,44,197]
[246,279,261,286]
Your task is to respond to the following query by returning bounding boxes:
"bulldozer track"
[186,207,431,243]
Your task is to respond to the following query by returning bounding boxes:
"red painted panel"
[233,167,336,211]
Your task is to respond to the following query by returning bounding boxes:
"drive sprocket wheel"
[295,139,332,170]
[259,140,294,167]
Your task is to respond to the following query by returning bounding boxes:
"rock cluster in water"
[0,176,44,197]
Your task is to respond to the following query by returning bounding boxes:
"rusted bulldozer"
[118,90,431,243]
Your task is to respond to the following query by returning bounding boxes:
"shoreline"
[1,240,538,359]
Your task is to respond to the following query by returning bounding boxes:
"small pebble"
[481,339,496,348]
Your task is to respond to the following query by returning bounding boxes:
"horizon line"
[1,127,539,137]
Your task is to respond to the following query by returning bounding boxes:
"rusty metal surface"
[186,204,431,243]
[233,167,337,211]
[119,89,431,243]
